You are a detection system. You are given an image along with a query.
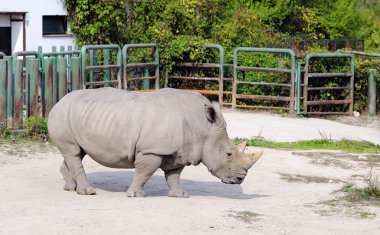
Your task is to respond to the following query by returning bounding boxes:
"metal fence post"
[42,57,54,117]
[57,57,68,101]
[71,57,81,91]
[26,58,40,117]
[368,69,377,116]
[0,60,6,122]
[13,59,23,128]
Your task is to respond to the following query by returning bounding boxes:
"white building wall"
[0,0,75,53]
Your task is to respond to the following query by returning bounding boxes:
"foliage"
[64,0,380,111]
[25,117,48,139]
[233,137,380,154]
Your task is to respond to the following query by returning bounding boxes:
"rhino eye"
[226,153,232,157]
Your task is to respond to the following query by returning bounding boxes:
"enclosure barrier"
[0,47,81,128]
[303,53,355,115]
[81,44,122,89]
[338,50,380,116]
[3,44,375,129]
[232,47,296,115]
[166,44,227,105]
[122,43,159,91]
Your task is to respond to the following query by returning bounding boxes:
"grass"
[233,138,380,154]
[340,169,380,205]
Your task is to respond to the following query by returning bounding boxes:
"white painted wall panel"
[1,0,75,52]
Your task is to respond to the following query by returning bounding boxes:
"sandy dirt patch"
[0,141,379,234]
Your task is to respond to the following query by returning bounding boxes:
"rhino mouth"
[221,176,245,184]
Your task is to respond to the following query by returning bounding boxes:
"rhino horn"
[237,141,247,153]
[246,150,263,169]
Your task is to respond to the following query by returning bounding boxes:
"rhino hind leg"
[126,153,163,197]
[165,167,189,198]
[63,152,96,195]
[60,161,76,191]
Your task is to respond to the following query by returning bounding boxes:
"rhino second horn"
[237,141,247,153]
[246,150,263,168]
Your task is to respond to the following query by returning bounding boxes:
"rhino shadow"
[87,170,267,200]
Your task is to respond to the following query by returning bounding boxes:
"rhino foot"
[126,188,145,197]
[63,183,76,191]
[76,185,96,195]
[168,189,189,198]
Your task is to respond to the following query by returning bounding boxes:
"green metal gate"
[232,47,296,114]
[122,43,159,91]
[81,45,122,89]
[303,53,355,115]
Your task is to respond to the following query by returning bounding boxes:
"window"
[42,15,68,36]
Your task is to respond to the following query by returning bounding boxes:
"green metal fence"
[232,47,296,115]
[122,43,159,91]
[81,44,122,89]
[2,44,373,129]
[303,53,355,115]
[166,44,227,105]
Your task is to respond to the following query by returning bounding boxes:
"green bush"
[25,116,48,139]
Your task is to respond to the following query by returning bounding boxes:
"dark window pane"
[0,27,11,55]
[43,16,67,35]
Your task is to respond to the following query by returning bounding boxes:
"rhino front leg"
[126,153,163,197]
[165,166,189,198]
[64,155,96,195]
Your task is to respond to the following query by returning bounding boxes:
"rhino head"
[202,102,263,184]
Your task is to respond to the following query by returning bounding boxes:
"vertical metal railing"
[232,47,296,115]
[81,45,122,89]
[122,43,160,91]
[303,53,355,115]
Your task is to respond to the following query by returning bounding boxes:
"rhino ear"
[205,103,217,123]
[205,101,222,124]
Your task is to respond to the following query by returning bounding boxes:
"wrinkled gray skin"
[48,87,262,197]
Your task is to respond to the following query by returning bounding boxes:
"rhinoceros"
[48,87,263,197]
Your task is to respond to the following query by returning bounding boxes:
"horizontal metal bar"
[236,81,291,87]
[306,112,349,115]
[236,104,289,110]
[127,76,157,81]
[85,80,119,86]
[175,63,221,68]
[306,100,351,105]
[85,65,121,71]
[168,76,220,81]
[337,50,380,58]
[82,44,121,50]
[42,51,81,57]
[125,63,158,68]
[236,67,291,73]
[305,53,354,61]
[183,89,219,95]
[308,73,352,78]
[236,94,290,101]
[308,86,350,91]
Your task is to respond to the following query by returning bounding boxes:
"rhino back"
[48,88,211,168]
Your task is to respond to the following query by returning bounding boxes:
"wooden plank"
[236,104,289,110]
[307,100,351,105]
[175,63,220,68]
[308,72,352,78]
[85,64,121,71]
[127,76,157,81]
[125,63,157,68]
[307,86,350,91]
[236,94,290,102]
[168,76,220,81]
[236,66,291,73]
[85,80,119,86]
[236,81,291,87]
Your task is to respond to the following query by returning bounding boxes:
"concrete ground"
[223,111,380,144]
[0,111,379,234]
